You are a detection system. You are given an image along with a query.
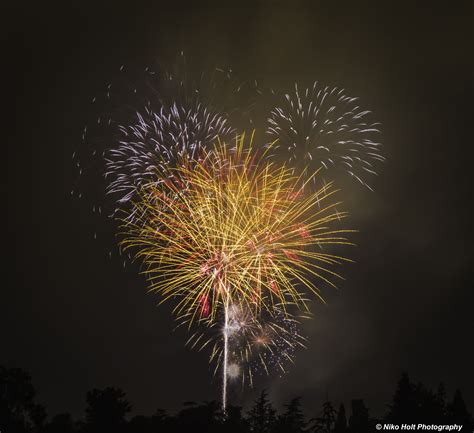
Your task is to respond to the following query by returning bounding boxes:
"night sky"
[4,0,473,420]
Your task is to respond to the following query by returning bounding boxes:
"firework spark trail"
[119,133,354,409]
[266,82,384,190]
[222,292,230,411]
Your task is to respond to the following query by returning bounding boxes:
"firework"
[266,82,384,190]
[104,102,235,204]
[103,52,259,205]
[75,53,372,413]
[119,133,353,409]
[186,303,309,387]
[73,53,258,218]
[120,134,352,322]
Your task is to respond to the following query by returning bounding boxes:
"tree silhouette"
[247,390,276,433]
[84,387,131,433]
[174,400,221,433]
[384,373,472,425]
[411,382,445,423]
[222,405,250,433]
[127,415,154,433]
[309,397,336,432]
[385,372,417,423]
[447,389,473,429]
[151,408,171,431]
[274,397,306,433]
[435,383,447,420]
[348,399,370,433]
[44,413,76,433]
[1,365,473,433]
[0,366,40,433]
[28,403,47,432]
[334,404,348,433]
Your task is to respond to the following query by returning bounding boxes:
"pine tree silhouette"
[334,404,348,433]
[385,373,469,424]
[447,389,473,429]
[247,390,276,433]
[385,372,417,423]
[309,397,336,432]
[412,382,444,423]
[435,383,447,420]
[222,405,250,433]
[348,399,370,433]
[274,397,306,433]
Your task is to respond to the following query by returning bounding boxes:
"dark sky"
[4,0,473,420]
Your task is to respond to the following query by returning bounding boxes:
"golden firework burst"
[119,133,354,325]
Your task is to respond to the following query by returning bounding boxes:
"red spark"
[269,279,279,294]
[199,295,210,317]
[283,249,299,261]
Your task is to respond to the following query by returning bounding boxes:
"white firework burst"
[104,102,235,204]
[267,82,385,190]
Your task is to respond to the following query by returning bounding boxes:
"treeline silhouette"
[1,366,472,433]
